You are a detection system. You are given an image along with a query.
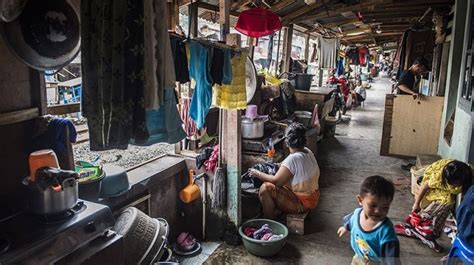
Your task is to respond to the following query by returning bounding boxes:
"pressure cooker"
[241,116,268,139]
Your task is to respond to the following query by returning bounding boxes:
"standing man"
[397,57,430,98]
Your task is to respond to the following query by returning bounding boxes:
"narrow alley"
[205,76,451,265]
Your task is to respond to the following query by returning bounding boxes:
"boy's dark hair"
[360,175,395,201]
[285,122,307,149]
[443,160,473,194]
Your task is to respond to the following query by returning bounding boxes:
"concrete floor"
[204,77,450,265]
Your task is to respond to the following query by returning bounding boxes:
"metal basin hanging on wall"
[0,0,80,71]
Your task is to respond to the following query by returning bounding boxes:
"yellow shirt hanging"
[213,52,248,110]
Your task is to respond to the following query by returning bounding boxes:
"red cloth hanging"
[235,7,282,38]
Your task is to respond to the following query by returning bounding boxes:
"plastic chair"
[446,236,474,265]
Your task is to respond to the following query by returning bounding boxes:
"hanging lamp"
[235,7,281,38]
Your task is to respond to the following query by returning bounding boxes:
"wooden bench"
[286,211,310,235]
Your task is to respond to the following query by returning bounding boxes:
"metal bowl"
[0,0,80,71]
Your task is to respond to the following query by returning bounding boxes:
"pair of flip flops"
[173,232,201,256]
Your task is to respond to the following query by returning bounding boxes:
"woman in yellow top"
[412,159,472,237]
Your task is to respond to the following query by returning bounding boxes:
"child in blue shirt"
[338,175,401,265]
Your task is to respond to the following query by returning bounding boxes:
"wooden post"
[220,0,241,227]
[275,30,282,75]
[219,0,231,39]
[168,0,179,31]
[282,25,294,73]
[304,34,310,61]
[318,69,323,87]
[188,1,198,38]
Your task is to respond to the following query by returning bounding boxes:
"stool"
[446,236,474,265]
[286,211,310,235]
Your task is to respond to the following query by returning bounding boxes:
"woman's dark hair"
[360,175,395,201]
[442,160,472,193]
[285,122,306,149]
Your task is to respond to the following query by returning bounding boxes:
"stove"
[242,129,286,153]
[0,201,115,264]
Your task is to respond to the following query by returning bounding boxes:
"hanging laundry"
[345,46,359,65]
[81,0,148,151]
[204,145,219,172]
[123,0,149,145]
[336,58,344,76]
[143,0,177,110]
[188,40,213,129]
[358,47,369,66]
[317,36,340,69]
[132,89,186,146]
[170,36,190,83]
[213,51,247,110]
[196,146,214,169]
[180,98,198,137]
[235,7,281,38]
[31,117,77,157]
[143,0,159,109]
[210,48,225,85]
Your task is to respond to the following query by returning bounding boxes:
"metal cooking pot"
[241,116,268,139]
[24,167,79,215]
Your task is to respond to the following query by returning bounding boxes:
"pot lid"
[246,56,257,104]
[0,0,80,71]
[235,7,281,38]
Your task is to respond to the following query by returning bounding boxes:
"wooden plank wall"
[380,95,394,156]
[0,39,42,200]
[388,96,444,157]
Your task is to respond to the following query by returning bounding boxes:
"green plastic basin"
[239,219,288,257]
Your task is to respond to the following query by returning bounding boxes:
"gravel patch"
[73,142,174,170]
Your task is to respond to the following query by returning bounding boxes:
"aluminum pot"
[242,116,267,139]
[24,167,79,216]
[26,177,78,216]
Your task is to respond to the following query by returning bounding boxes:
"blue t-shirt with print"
[344,208,399,264]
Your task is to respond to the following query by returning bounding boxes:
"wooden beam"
[304,34,310,60]
[0,108,38,126]
[47,102,81,115]
[188,2,198,38]
[270,0,296,13]
[231,0,251,11]
[281,0,338,25]
[282,25,293,72]
[219,0,231,39]
[168,0,179,31]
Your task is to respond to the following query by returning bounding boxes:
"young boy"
[338,175,401,265]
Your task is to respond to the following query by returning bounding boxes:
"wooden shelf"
[0,107,38,126]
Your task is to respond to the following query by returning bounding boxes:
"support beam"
[304,34,310,61]
[271,0,296,12]
[282,25,293,73]
[219,0,241,228]
[188,2,198,38]
[168,0,179,31]
[281,0,339,25]
[219,0,231,39]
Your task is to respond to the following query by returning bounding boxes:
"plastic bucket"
[295,74,314,91]
[239,219,288,257]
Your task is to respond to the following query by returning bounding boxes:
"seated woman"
[250,122,320,219]
[354,80,366,105]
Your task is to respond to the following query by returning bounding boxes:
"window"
[461,2,474,110]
